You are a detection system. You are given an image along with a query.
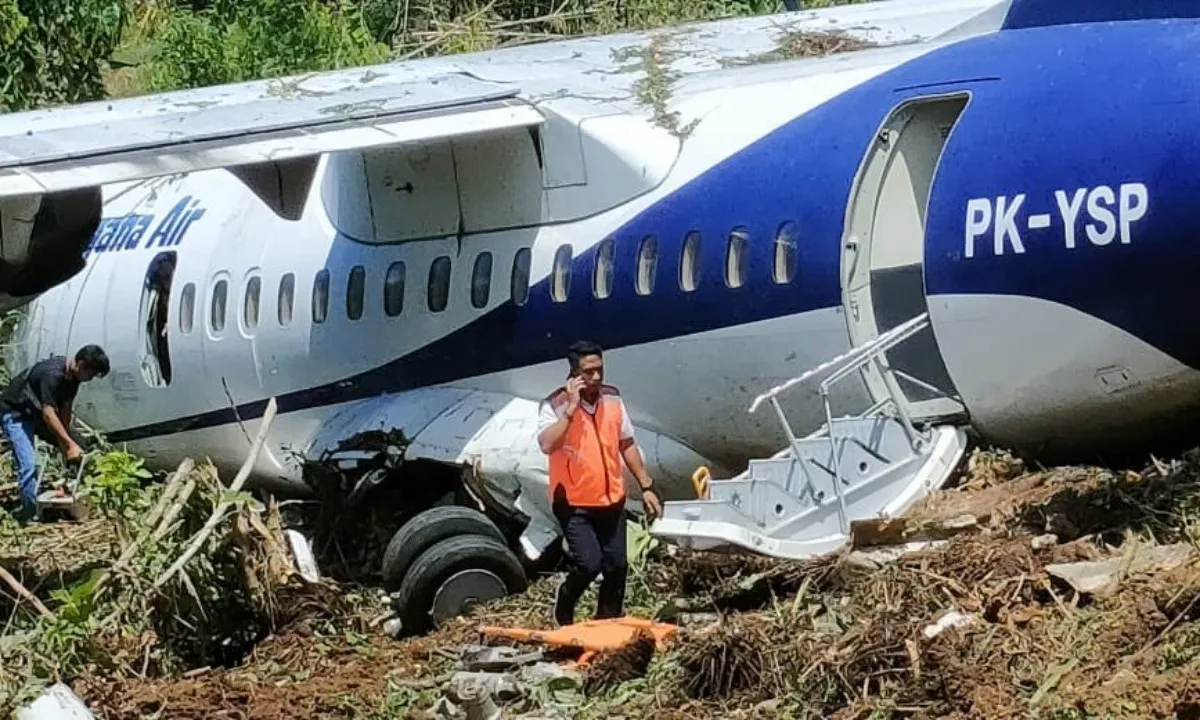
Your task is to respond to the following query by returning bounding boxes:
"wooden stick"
[145,459,196,530]
[153,398,278,590]
[0,566,54,621]
[151,476,197,543]
[92,458,195,600]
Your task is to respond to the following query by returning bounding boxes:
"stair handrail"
[748,312,931,414]
[746,312,933,535]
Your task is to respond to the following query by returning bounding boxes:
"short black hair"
[567,340,603,371]
[75,344,110,377]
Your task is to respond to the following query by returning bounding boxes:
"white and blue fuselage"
[9,0,1200,557]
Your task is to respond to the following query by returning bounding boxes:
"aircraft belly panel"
[927,293,1200,455]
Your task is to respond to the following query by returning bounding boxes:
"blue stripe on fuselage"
[106,18,1200,443]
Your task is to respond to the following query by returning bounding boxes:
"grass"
[101,0,869,99]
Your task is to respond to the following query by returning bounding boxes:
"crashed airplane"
[2,0,1197,632]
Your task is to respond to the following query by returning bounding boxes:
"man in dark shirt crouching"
[1,345,110,522]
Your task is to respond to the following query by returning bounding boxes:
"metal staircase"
[650,313,969,560]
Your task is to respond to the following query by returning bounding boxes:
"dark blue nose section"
[924,18,1200,373]
[915,18,1200,455]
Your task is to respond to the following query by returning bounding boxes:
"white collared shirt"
[537,394,635,442]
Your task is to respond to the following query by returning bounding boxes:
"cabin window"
[593,239,614,299]
[773,221,798,284]
[636,236,658,296]
[726,228,749,289]
[511,248,531,306]
[243,275,261,331]
[210,279,228,334]
[347,265,366,320]
[141,251,176,387]
[278,273,295,326]
[384,261,406,317]
[312,269,329,324]
[680,231,701,292]
[179,283,196,334]
[428,256,451,312]
[551,244,572,303]
[471,252,493,309]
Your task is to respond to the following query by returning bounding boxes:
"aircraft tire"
[391,534,528,635]
[380,505,506,591]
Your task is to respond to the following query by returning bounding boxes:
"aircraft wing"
[0,71,544,198]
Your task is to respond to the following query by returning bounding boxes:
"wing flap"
[0,73,544,197]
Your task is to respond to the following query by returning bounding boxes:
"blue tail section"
[1003,0,1200,30]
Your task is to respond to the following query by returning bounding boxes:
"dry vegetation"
[8,434,1200,718]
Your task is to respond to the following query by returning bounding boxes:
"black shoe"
[552,580,574,628]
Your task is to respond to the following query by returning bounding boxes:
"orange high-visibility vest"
[545,385,627,508]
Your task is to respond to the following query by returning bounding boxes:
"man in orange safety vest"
[537,341,662,626]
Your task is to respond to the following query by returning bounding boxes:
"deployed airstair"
[650,313,969,560]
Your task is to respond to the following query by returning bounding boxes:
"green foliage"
[0,0,125,112]
[1,0,866,110]
[362,0,793,59]
[0,308,26,388]
[139,0,388,93]
[0,0,28,45]
[624,519,662,614]
[83,449,153,520]
[39,570,106,677]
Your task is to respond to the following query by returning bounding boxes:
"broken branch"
[153,398,278,590]
[93,458,195,600]
[0,565,54,621]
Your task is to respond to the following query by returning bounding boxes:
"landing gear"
[383,505,529,635]
[380,505,508,590]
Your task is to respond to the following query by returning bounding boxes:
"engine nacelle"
[0,188,102,312]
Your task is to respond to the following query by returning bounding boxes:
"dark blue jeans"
[552,500,628,626]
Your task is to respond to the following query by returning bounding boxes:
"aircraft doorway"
[139,251,176,387]
[841,95,968,422]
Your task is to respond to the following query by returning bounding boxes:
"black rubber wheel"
[380,505,506,591]
[392,534,528,635]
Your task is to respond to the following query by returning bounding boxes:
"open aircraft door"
[840,93,970,423]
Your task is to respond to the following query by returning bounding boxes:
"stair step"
[651,422,967,560]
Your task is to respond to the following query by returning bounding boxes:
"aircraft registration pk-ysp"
[1,0,1197,631]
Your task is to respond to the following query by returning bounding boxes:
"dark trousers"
[552,500,628,626]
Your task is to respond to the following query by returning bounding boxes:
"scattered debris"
[582,629,656,696]
[721,27,874,68]
[1031,532,1059,550]
[14,683,94,720]
[445,671,522,705]
[1046,542,1195,598]
[480,617,678,666]
[612,32,695,138]
[679,619,764,700]
[462,645,545,672]
[850,513,977,548]
[923,609,977,640]
[11,443,1200,718]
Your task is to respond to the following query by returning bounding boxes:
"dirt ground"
[10,446,1200,718]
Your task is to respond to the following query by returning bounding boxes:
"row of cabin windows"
[550,223,799,303]
[173,223,798,334]
[176,251,519,335]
